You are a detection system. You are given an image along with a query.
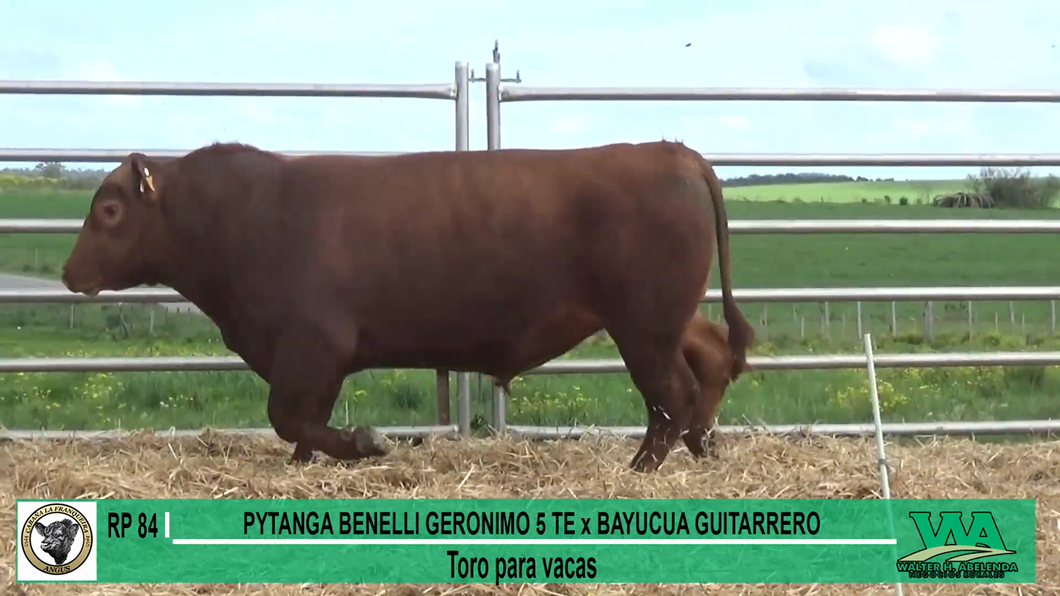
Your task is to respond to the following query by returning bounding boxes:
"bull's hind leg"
[266,326,389,463]
[680,324,731,460]
[609,328,699,473]
[682,384,726,460]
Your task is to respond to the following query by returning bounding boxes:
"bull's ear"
[34,521,46,536]
[65,519,80,538]
[128,152,159,201]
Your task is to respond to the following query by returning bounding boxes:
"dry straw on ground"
[2,430,1058,596]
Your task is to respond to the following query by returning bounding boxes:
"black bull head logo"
[35,518,80,565]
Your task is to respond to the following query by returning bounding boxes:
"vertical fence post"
[823,302,830,339]
[1052,300,1057,335]
[890,301,897,336]
[761,305,768,340]
[967,300,973,338]
[862,333,903,596]
[485,60,503,433]
[452,60,472,436]
[486,62,501,151]
[923,301,934,341]
[856,301,863,339]
[493,385,507,434]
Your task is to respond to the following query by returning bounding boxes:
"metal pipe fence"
[0,149,400,162]
[5,61,1060,444]
[501,419,1060,441]
[0,62,473,438]
[482,62,1060,437]
[2,349,1058,374]
[0,80,457,98]
[3,419,1058,443]
[499,87,1060,103]
[4,285,1058,305]
[8,218,1060,235]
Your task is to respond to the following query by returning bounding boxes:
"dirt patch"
[2,431,1058,595]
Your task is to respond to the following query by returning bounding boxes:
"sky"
[2,0,1059,181]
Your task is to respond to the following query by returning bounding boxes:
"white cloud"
[870,25,940,66]
[69,60,141,108]
[238,105,275,125]
[551,116,585,135]
[718,115,749,129]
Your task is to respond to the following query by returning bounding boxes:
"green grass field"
[725,179,972,204]
[2,183,1060,434]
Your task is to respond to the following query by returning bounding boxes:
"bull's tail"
[696,154,755,374]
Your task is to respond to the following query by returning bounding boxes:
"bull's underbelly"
[348,302,602,377]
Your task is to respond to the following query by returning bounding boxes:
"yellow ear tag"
[141,167,156,193]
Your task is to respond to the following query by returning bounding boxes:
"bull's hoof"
[629,453,663,474]
[702,441,721,460]
[684,434,720,460]
[339,425,390,459]
[706,431,721,459]
[290,443,315,464]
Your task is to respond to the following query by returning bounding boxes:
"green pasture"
[2,185,1060,433]
[725,179,972,204]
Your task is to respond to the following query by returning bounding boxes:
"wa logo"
[896,511,1018,580]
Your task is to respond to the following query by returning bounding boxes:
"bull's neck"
[168,268,234,321]
[146,237,237,327]
[143,175,281,341]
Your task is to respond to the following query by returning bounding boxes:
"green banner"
[16,498,1035,584]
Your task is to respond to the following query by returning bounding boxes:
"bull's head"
[34,518,80,565]
[62,153,164,295]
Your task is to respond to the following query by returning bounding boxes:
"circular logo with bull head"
[20,503,94,575]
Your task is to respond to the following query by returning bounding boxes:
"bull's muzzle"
[61,265,100,296]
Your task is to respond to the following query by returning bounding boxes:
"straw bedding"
[2,430,1058,596]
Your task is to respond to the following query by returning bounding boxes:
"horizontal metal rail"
[2,420,1056,443]
[0,425,459,442]
[0,288,185,303]
[6,218,1060,235]
[701,286,1060,303]
[698,154,1060,167]
[0,80,457,99]
[501,86,1060,103]
[1,351,1058,374]
[525,352,1060,374]
[0,148,400,163]
[4,286,1060,305]
[727,220,1060,234]
[6,150,1060,167]
[504,419,1060,439]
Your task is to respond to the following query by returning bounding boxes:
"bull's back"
[281,143,717,343]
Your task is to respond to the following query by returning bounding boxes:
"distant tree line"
[721,172,895,187]
[0,162,109,191]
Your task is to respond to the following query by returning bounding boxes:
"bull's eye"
[103,204,118,218]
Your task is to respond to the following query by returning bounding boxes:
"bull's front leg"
[265,326,389,463]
